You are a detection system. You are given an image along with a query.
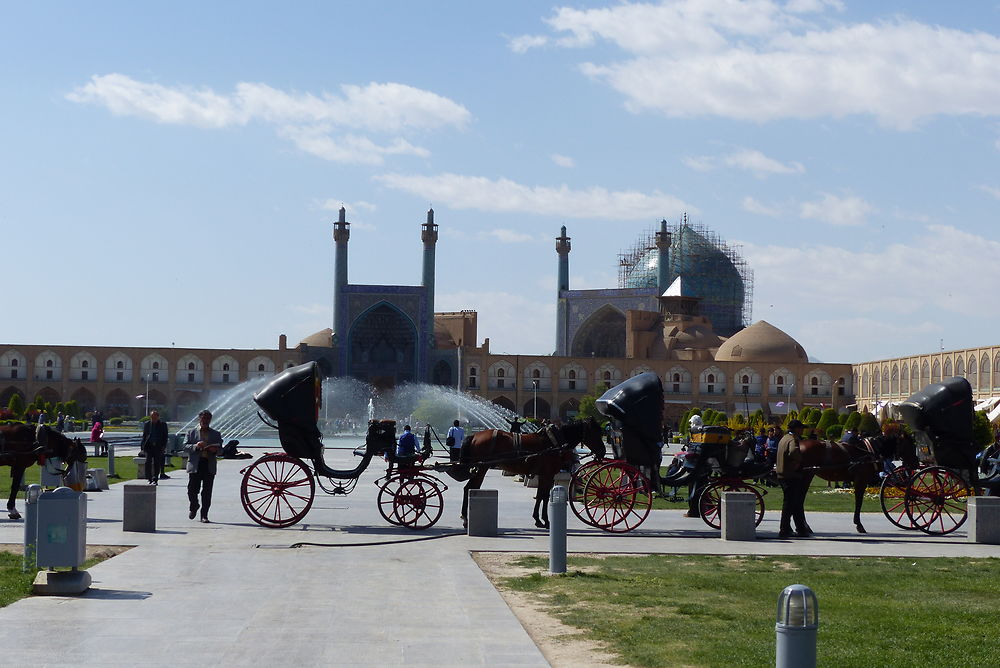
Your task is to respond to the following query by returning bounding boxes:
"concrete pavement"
[0,448,996,666]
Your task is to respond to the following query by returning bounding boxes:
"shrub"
[109,417,124,426]
[826,424,844,440]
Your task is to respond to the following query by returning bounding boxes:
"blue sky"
[3,1,1000,364]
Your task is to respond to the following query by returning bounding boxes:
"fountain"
[174,374,537,443]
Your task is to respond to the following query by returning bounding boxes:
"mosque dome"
[714,320,807,363]
[300,328,333,348]
[622,223,749,337]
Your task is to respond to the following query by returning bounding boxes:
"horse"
[798,426,917,534]
[0,424,87,519]
[449,418,606,529]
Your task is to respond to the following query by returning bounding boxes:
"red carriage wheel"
[241,454,315,528]
[569,459,606,527]
[904,466,972,535]
[697,481,765,530]
[879,467,917,530]
[582,462,652,533]
[378,475,444,530]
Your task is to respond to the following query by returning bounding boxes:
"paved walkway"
[0,449,996,667]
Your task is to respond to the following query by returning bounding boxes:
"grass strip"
[500,554,1000,668]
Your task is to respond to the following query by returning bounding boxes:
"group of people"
[392,419,466,463]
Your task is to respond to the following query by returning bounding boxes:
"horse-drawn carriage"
[880,376,985,535]
[240,362,448,529]
[239,361,606,531]
[567,372,768,532]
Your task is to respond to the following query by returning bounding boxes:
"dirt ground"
[0,543,131,560]
[472,551,627,668]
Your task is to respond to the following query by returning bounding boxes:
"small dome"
[714,321,807,363]
[669,324,722,349]
[300,328,333,348]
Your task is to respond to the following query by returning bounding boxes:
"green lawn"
[651,481,885,513]
[0,456,183,500]
[499,554,1000,668]
[0,550,121,608]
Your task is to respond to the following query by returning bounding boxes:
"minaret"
[655,219,671,294]
[421,208,438,349]
[555,226,571,355]
[333,206,350,344]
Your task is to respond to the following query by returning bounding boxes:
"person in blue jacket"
[396,424,418,459]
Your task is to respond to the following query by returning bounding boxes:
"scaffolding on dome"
[617,215,754,336]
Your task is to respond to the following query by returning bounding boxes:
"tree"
[972,410,994,448]
[857,412,880,436]
[843,411,861,432]
[7,393,24,418]
[815,408,838,436]
[576,391,603,422]
[64,400,81,418]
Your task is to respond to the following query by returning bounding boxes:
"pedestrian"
[754,427,767,462]
[37,410,47,426]
[776,419,813,538]
[447,419,465,462]
[508,416,523,433]
[396,424,418,460]
[140,410,169,485]
[90,421,108,457]
[184,409,222,523]
[56,412,65,432]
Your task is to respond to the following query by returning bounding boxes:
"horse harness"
[474,425,573,468]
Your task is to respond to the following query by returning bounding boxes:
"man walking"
[185,409,222,523]
[446,419,464,462]
[140,410,169,485]
[776,419,813,538]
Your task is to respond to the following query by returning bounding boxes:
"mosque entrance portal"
[348,303,417,386]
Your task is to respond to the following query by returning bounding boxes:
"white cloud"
[320,199,377,213]
[682,155,716,172]
[742,225,1000,360]
[533,3,1000,128]
[508,34,549,53]
[742,196,780,216]
[485,229,535,243]
[288,303,330,317]
[685,147,804,176]
[977,184,1000,200]
[374,172,695,220]
[280,126,429,165]
[67,73,469,164]
[799,192,873,226]
[551,153,575,168]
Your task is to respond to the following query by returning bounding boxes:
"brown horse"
[0,424,87,519]
[450,418,606,529]
[798,427,917,533]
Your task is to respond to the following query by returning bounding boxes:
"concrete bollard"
[91,468,110,490]
[106,441,116,478]
[721,491,757,541]
[549,485,567,574]
[467,489,499,537]
[967,496,1000,544]
[123,482,156,532]
[23,484,42,572]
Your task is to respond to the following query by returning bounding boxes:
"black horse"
[448,418,606,529]
[0,424,87,519]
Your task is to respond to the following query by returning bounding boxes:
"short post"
[22,484,42,572]
[466,489,498,537]
[106,440,116,478]
[721,491,757,541]
[967,496,1000,544]
[549,485,567,574]
[775,584,818,668]
[123,482,157,532]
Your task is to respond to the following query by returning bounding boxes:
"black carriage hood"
[596,371,664,444]
[897,376,973,445]
[254,361,323,458]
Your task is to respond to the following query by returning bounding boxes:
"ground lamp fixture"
[775,584,818,668]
